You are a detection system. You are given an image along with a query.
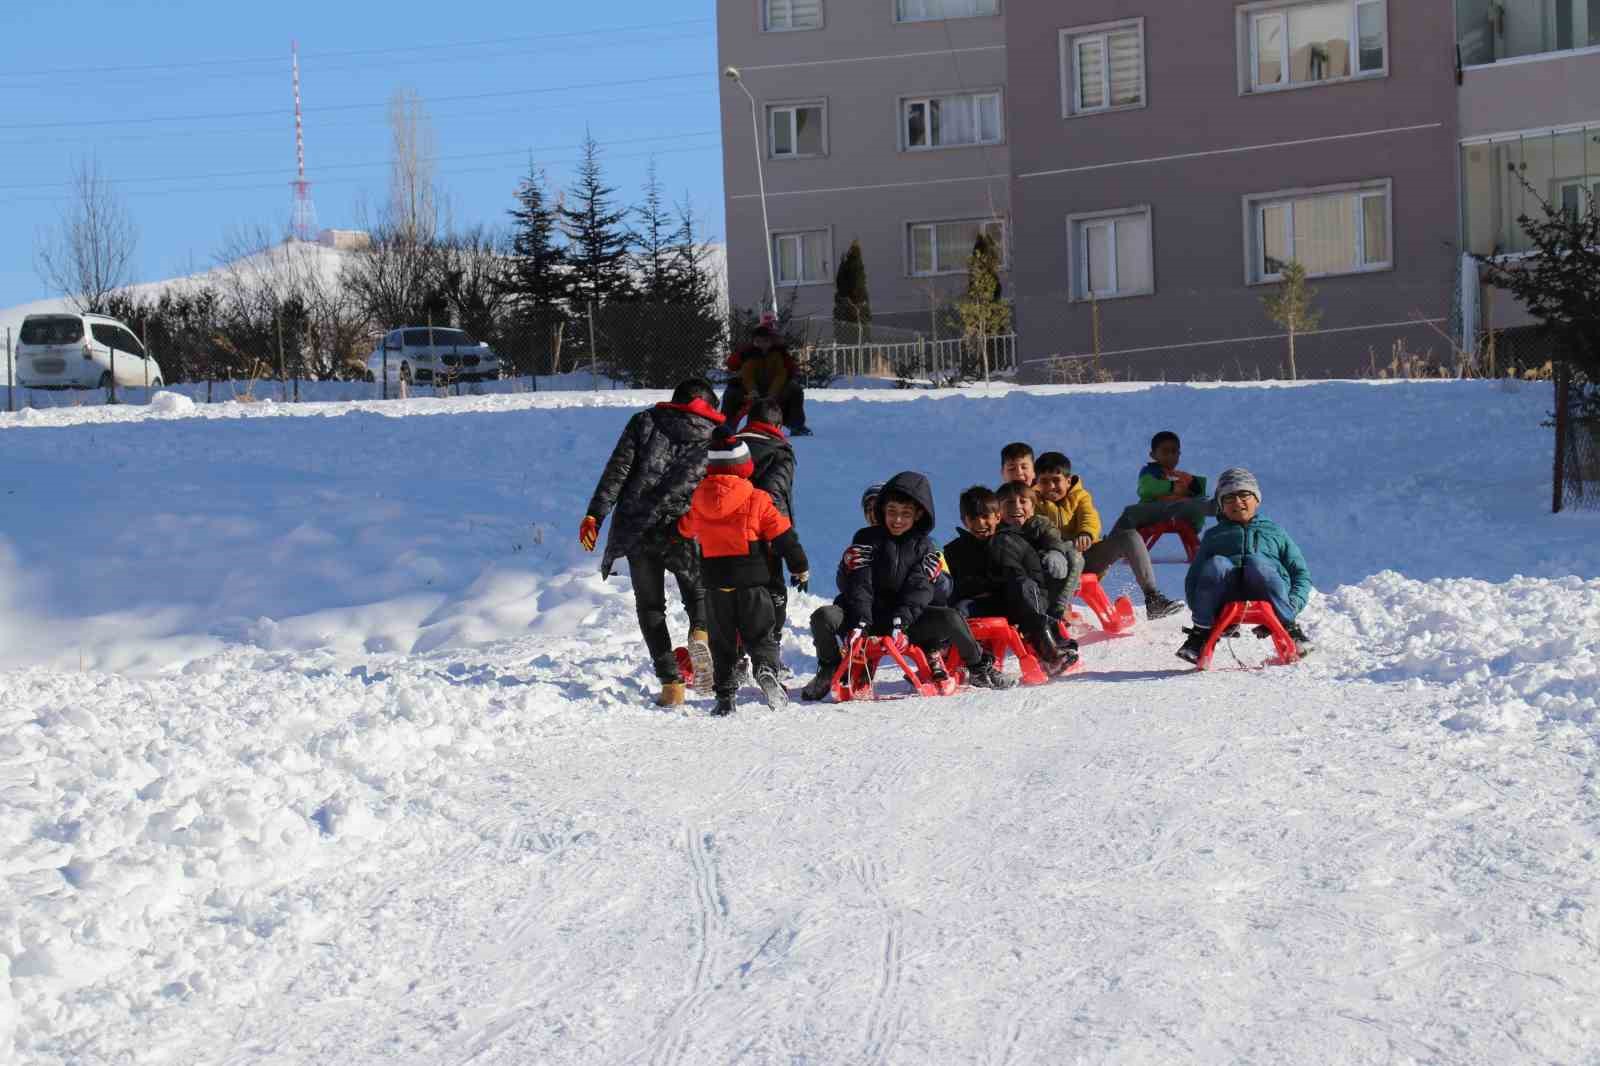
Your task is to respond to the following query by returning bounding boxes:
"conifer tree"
[1261,260,1319,381]
[506,162,566,306]
[560,133,634,307]
[833,239,871,345]
[956,231,1011,385]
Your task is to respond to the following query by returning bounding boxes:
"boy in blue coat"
[1177,468,1313,662]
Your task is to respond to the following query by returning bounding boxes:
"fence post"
[5,328,11,413]
[1553,361,1569,514]
[382,336,389,401]
[588,301,598,392]
[276,309,287,403]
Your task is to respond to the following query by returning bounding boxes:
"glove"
[921,551,943,583]
[790,571,809,592]
[889,616,907,647]
[579,515,600,552]
[842,544,874,571]
[1042,550,1071,580]
[1074,534,1094,553]
[839,625,865,652]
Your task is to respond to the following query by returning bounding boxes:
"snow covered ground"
[2,381,1598,1064]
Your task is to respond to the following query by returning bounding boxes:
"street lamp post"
[724,66,777,319]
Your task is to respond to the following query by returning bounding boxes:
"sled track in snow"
[644,826,729,1066]
[852,854,907,1066]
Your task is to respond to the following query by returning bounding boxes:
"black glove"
[790,570,809,592]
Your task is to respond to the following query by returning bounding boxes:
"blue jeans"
[1189,553,1294,627]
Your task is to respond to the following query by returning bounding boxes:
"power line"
[0,71,711,131]
[0,130,720,190]
[5,141,723,204]
[0,18,712,80]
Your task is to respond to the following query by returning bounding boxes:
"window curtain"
[1108,29,1143,106]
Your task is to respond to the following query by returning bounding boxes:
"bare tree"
[34,157,139,313]
[388,89,438,246]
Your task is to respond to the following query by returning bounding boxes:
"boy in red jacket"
[678,432,811,716]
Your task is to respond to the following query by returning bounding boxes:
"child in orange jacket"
[677,431,810,716]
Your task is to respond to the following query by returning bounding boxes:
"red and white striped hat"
[707,433,755,478]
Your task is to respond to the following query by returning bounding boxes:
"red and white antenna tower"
[289,40,318,242]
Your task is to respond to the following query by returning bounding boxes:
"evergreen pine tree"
[832,239,871,345]
[560,133,634,308]
[506,161,566,305]
[634,160,675,301]
[1260,260,1319,381]
[956,231,1012,384]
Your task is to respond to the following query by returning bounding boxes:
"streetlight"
[724,66,777,319]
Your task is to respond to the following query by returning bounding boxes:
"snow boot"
[711,693,736,717]
[968,652,1016,690]
[1144,589,1184,621]
[1176,626,1212,664]
[733,655,753,690]
[687,629,714,693]
[800,671,833,702]
[754,666,789,710]
[1284,621,1313,656]
[655,680,687,707]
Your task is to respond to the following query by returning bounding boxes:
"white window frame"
[1556,177,1600,219]
[763,0,823,33]
[900,89,1005,152]
[1059,18,1147,118]
[1238,0,1388,95]
[894,0,1000,24]
[1066,206,1155,301]
[772,228,833,287]
[1243,179,1393,284]
[767,100,828,159]
[906,217,1008,277]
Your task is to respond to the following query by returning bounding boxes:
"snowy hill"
[2,381,1598,1064]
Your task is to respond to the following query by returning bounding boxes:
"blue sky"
[0,0,723,309]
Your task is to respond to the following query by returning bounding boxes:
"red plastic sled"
[1192,600,1300,671]
[945,616,1083,687]
[831,633,959,702]
[1140,518,1201,563]
[1074,573,1138,634]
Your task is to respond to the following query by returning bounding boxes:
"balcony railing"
[1457,0,1600,67]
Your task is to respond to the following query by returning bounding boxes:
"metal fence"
[809,334,1018,383]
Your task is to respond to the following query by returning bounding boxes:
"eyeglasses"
[1219,491,1257,504]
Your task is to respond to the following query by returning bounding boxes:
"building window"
[896,0,998,22]
[1060,20,1146,116]
[1458,0,1600,67]
[1246,181,1391,282]
[773,230,832,285]
[903,91,1003,150]
[768,102,826,158]
[1067,207,1153,300]
[1241,0,1386,92]
[909,218,1006,276]
[764,0,822,32]
[1461,125,1600,256]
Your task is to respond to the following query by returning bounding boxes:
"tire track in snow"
[645,825,730,1066]
[852,854,907,1066]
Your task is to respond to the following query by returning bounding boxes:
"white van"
[15,312,164,390]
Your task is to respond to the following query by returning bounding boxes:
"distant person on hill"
[1176,468,1313,663]
[580,378,723,707]
[722,322,811,436]
[1112,430,1216,536]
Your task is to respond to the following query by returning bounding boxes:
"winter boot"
[733,655,753,691]
[799,671,833,702]
[1176,625,1212,664]
[754,666,789,710]
[1284,621,1313,656]
[655,680,687,707]
[968,652,1016,690]
[1144,589,1184,621]
[711,693,736,717]
[687,630,714,694]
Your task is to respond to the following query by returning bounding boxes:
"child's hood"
[873,471,936,534]
[692,475,757,519]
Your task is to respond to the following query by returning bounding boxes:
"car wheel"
[400,363,412,386]
[151,378,164,388]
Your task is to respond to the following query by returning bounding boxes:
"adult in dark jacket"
[799,471,1013,700]
[735,397,797,647]
[580,378,723,706]
[721,326,810,435]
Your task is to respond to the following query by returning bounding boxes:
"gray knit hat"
[1215,467,1261,503]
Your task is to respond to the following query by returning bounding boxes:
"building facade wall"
[717,1,1009,336]
[1004,0,1460,379]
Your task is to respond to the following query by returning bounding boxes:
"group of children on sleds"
[580,378,1313,717]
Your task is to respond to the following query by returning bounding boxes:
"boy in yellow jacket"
[1034,452,1183,621]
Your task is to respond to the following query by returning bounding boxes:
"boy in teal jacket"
[1177,467,1313,662]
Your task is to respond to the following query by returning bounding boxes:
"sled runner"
[1140,518,1201,563]
[943,616,1082,687]
[830,632,960,702]
[1191,600,1300,671]
[1071,573,1138,635]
